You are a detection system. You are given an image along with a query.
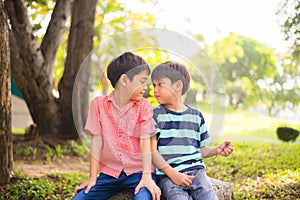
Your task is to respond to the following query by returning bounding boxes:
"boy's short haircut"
[107,52,150,88]
[151,61,190,95]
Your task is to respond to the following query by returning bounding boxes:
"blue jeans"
[72,171,156,200]
[157,169,218,200]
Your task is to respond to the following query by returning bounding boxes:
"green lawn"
[206,141,300,199]
[199,104,300,142]
[2,106,300,199]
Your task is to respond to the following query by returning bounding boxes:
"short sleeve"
[85,98,102,136]
[150,111,160,137]
[198,112,211,146]
[139,99,156,136]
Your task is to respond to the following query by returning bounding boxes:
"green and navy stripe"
[153,105,211,175]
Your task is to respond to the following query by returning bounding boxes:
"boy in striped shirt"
[150,61,234,200]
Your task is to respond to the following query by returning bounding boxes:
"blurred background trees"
[2,0,299,141]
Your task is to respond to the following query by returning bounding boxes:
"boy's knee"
[133,188,152,200]
[71,190,85,200]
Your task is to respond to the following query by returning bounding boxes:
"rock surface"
[109,177,234,200]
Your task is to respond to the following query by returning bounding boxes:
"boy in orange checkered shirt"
[72,52,161,200]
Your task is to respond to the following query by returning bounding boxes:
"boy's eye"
[153,82,162,87]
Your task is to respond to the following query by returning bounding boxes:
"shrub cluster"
[276,127,299,142]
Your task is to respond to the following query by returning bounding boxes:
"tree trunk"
[0,0,13,185]
[5,0,96,141]
[58,0,97,139]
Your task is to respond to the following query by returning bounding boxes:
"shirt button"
[119,134,122,137]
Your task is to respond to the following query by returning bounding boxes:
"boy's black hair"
[151,61,190,95]
[107,52,150,88]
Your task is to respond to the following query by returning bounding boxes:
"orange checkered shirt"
[85,92,155,178]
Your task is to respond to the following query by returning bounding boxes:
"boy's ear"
[175,80,183,92]
[119,74,128,87]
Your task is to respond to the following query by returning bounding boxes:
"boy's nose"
[141,84,147,92]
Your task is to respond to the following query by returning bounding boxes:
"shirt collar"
[107,91,140,106]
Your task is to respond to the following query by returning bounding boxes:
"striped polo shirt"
[153,104,211,176]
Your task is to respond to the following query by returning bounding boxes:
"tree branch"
[41,0,71,80]
[5,0,45,74]
[5,0,60,138]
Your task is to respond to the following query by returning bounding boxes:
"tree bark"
[5,0,61,140]
[41,0,71,81]
[0,0,13,185]
[58,0,97,139]
[5,0,96,141]
[4,0,96,142]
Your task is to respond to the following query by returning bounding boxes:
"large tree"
[206,32,277,108]
[0,0,13,185]
[5,0,156,142]
[5,0,97,142]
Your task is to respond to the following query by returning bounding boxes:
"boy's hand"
[135,174,161,200]
[74,177,97,194]
[169,170,194,187]
[217,141,234,157]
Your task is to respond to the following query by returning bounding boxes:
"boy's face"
[152,77,178,105]
[128,70,149,101]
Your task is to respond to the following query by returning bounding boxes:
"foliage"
[0,173,88,200]
[256,53,300,116]
[277,0,300,62]
[14,139,88,162]
[206,32,278,109]
[276,126,299,142]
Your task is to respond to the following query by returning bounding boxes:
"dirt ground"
[14,157,89,178]
[12,136,90,178]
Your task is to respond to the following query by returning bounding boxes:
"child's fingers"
[181,175,194,186]
[134,184,141,194]
[221,147,233,156]
[149,188,157,200]
[74,187,79,194]
[74,182,87,194]
[84,184,93,194]
[188,175,195,180]
[153,187,161,200]
[155,187,161,200]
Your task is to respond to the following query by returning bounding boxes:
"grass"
[2,106,300,199]
[2,141,299,199]
[198,104,300,142]
[0,173,88,200]
[205,141,300,199]
[222,110,300,140]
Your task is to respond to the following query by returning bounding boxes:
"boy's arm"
[201,140,234,158]
[135,135,161,200]
[74,135,102,194]
[151,136,194,187]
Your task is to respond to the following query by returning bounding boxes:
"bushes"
[276,127,299,142]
